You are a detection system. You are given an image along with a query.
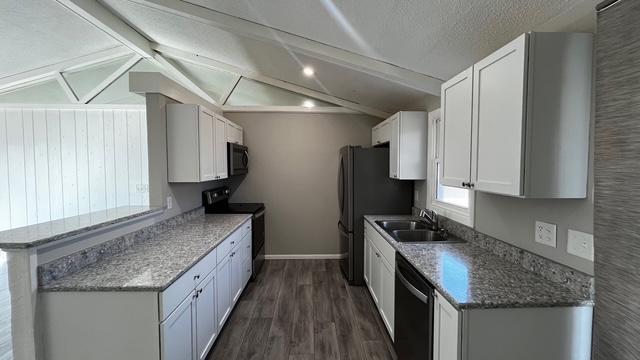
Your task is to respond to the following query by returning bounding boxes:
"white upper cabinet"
[214,116,228,180]
[471,34,528,196]
[372,111,428,180]
[441,67,474,188]
[167,105,232,183]
[225,119,243,145]
[372,120,392,146]
[441,32,593,198]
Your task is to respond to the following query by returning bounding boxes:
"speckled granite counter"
[0,206,163,249]
[365,215,594,309]
[39,213,251,292]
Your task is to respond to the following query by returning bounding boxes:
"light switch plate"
[535,221,557,247]
[568,230,594,261]
[167,196,173,209]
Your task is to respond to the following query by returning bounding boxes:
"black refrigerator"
[338,145,413,285]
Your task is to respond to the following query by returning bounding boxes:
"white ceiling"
[0,0,120,79]
[1,0,596,114]
[183,0,592,80]
[100,0,427,112]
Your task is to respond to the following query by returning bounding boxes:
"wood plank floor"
[207,259,397,360]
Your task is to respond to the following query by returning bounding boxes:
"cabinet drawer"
[218,226,242,264]
[160,247,216,321]
[365,222,395,270]
[190,248,217,288]
[241,219,252,239]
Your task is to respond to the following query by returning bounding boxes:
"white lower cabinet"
[433,290,460,360]
[364,222,395,340]
[216,250,233,329]
[230,244,244,304]
[41,219,253,360]
[432,289,594,360]
[161,291,196,360]
[195,271,217,360]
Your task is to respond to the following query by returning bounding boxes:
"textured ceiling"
[101,0,427,112]
[0,0,121,79]
[184,0,592,79]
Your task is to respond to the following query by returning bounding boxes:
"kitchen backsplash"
[38,207,205,284]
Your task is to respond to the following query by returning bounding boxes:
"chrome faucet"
[419,208,439,230]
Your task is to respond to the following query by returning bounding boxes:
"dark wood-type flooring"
[207,259,397,360]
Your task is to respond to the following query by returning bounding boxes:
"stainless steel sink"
[391,230,464,243]
[375,220,433,231]
[375,219,465,244]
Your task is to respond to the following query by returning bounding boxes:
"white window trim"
[426,109,475,227]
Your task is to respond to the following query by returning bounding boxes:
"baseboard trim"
[264,254,343,260]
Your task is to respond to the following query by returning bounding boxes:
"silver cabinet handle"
[194,274,200,280]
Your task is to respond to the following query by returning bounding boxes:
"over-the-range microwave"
[228,143,248,176]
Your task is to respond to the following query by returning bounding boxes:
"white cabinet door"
[379,257,395,340]
[216,256,232,329]
[363,235,371,286]
[441,67,473,188]
[241,235,252,286]
[230,247,244,304]
[471,34,528,196]
[214,116,228,180]
[370,245,382,306]
[195,271,217,360]
[160,291,196,360]
[198,109,215,182]
[389,115,400,179]
[433,291,460,360]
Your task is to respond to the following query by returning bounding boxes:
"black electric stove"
[203,187,265,280]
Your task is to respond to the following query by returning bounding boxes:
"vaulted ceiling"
[1,0,597,116]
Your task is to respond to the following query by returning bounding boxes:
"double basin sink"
[375,220,465,244]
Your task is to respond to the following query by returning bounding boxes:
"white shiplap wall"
[0,106,149,232]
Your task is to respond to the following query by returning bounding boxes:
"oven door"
[228,143,249,176]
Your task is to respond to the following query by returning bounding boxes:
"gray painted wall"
[411,90,595,274]
[225,111,379,255]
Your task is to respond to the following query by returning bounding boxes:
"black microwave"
[228,143,249,176]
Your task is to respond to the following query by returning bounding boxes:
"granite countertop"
[39,213,252,292]
[0,206,164,249]
[365,215,594,310]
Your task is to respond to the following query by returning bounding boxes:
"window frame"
[426,109,475,227]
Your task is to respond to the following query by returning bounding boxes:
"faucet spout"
[419,208,439,230]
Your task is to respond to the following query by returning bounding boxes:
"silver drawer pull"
[194,274,200,280]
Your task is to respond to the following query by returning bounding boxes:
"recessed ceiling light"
[302,66,315,77]
[302,100,315,108]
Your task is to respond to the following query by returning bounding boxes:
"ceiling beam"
[0,46,131,92]
[153,54,220,106]
[55,0,220,107]
[220,75,242,106]
[154,44,390,118]
[55,72,80,103]
[222,106,360,115]
[56,0,154,58]
[81,55,141,103]
[125,0,443,95]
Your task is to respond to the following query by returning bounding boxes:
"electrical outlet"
[136,184,149,193]
[568,230,594,261]
[166,196,173,210]
[535,221,557,247]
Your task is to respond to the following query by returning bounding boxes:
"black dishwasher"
[394,253,435,360]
